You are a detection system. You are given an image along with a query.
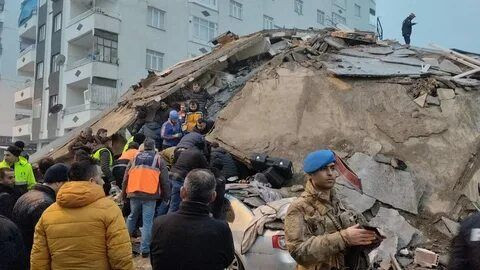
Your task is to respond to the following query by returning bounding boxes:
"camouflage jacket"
[285,180,366,270]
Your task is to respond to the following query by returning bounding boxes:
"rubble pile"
[31,28,480,269]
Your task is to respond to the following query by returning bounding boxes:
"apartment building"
[16,0,376,148]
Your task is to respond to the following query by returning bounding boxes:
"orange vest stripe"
[126,154,161,195]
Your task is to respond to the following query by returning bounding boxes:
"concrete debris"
[437,88,456,100]
[453,78,480,87]
[413,93,427,107]
[369,234,398,266]
[268,40,290,56]
[426,95,440,106]
[397,257,413,268]
[348,153,421,214]
[324,36,347,50]
[399,248,410,256]
[455,87,468,95]
[442,216,460,235]
[439,59,463,74]
[422,57,440,67]
[393,48,417,57]
[369,207,419,249]
[414,248,439,268]
[336,179,376,213]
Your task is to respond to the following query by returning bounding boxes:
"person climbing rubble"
[183,82,212,115]
[284,149,379,270]
[402,13,417,46]
[182,100,204,133]
[68,127,96,154]
[160,110,183,150]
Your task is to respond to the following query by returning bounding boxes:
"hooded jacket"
[30,181,133,270]
[139,121,163,149]
[0,157,36,191]
[284,180,368,270]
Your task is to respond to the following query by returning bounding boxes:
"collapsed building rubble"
[31,27,480,269]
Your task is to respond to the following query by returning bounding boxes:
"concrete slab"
[439,59,463,74]
[437,88,455,100]
[335,182,377,213]
[369,207,419,248]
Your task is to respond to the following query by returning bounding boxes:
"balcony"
[13,117,32,139]
[19,12,37,40]
[65,9,120,43]
[17,45,36,75]
[64,58,118,85]
[15,83,34,106]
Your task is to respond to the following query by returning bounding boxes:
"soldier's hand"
[343,224,376,246]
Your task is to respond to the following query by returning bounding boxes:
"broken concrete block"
[336,181,376,213]
[390,158,407,170]
[373,154,392,165]
[426,95,440,106]
[347,153,421,214]
[442,216,460,236]
[268,40,289,56]
[422,57,439,67]
[437,88,456,100]
[414,248,439,268]
[439,59,463,74]
[369,207,418,249]
[455,87,467,95]
[440,98,455,114]
[413,93,427,107]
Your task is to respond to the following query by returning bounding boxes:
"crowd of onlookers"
[0,82,238,270]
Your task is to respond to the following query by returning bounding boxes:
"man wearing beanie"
[0,145,36,194]
[12,163,69,259]
[284,149,377,270]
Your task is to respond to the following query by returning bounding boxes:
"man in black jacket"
[0,167,18,218]
[12,163,69,258]
[151,169,234,270]
[449,212,480,270]
[0,215,27,270]
[401,13,416,45]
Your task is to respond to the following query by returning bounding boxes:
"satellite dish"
[55,54,66,65]
[49,104,63,114]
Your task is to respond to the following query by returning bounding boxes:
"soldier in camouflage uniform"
[285,150,377,270]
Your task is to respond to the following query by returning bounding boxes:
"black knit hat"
[44,163,70,183]
[6,145,22,157]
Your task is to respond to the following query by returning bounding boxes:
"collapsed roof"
[32,27,480,263]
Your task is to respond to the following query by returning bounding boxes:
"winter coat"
[210,147,239,178]
[0,157,36,191]
[402,16,416,36]
[12,184,56,257]
[161,120,182,147]
[150,201,234,270]
[183,89,212,113]
[0,215,28,270]
[30,181,133,270]
[449,212,480,270]
[171,148,209,179]
[139,121,163,149]
[0,184,18,219]
[284,180,368,270]
[176,132,204,149]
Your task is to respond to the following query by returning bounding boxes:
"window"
[192,16,218,42]
[94,36,118,64]
[335,0,347,9]
[332,12,346,25]
[192,0,217,9]
[147,6,165,30]
[294,0,303,15]
[146,49,164,71]
[36,62,44,80]
[53,13,62,32]
[38,24,46,41]
[263,15,274,30]
[229,0,242,19]
[317,10,325,24]
[51,54,61,73]
[49,95,58,109]
[354,4,361,17]
[369,8,376,25]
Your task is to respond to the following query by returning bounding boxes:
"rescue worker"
[14,141,29,161]
[449,212,480,270]
[68,127,95,154]
[184,82,212,115]
[0,145,36,194]
[182,100,203,133]
[154,101,173,125]
[402,13,416,46]
[284,149,377,270]
[122,133,146,153]
[161,110,183,150]
[91,140,114,196]
[94,128,109,146]
[122,138,170,258]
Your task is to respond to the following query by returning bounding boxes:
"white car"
[225,194,296,270]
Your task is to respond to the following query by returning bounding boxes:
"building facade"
[16,0,376,149]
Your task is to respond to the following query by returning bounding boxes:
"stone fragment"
[369,232,398,265]
[397,257,413,268]
[440,99,455,114]
[369,207,419,248]
[413,93,427,107]
[442,216,460,235]
[347,153,421,214]
[414,248,439,268]
[455,87,467,95]
[426,95,440,106]
[373,154,392,165]
[437,88,455,100]
[439,59,463,74]
[336,182,376,213]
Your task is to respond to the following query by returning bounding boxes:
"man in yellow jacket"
[0,145,36,194]
[31,157,133,270]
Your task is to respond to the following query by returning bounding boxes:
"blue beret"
[303,150,336,174]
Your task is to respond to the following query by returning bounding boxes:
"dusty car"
[225,194,296,270]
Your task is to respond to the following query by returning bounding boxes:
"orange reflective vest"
[182,112,203,132]
[126,152,161,195]
[119,149,139,162]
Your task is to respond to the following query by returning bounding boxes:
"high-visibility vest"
[119,149,138,162]
[127,151,161,195]
[92,148,113,167]
[182,112,203,132]
[0,158,36,190]
[123,136,134,153]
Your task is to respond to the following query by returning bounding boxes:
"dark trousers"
[403,34,411,45]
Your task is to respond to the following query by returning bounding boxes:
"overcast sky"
[376,0,480,53]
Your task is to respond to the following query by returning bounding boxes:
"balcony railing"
[68,7,120,28]
[15,117,32,126]
[19,44,35,57]
[64,84,118,115]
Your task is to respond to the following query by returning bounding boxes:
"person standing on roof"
[449,212,480,270]
[161,110,183,150]
[0,145,36,194]
[402,13,417,46]
[184,82,212,115]
[122,138,170,258]
[284,149,378,270]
